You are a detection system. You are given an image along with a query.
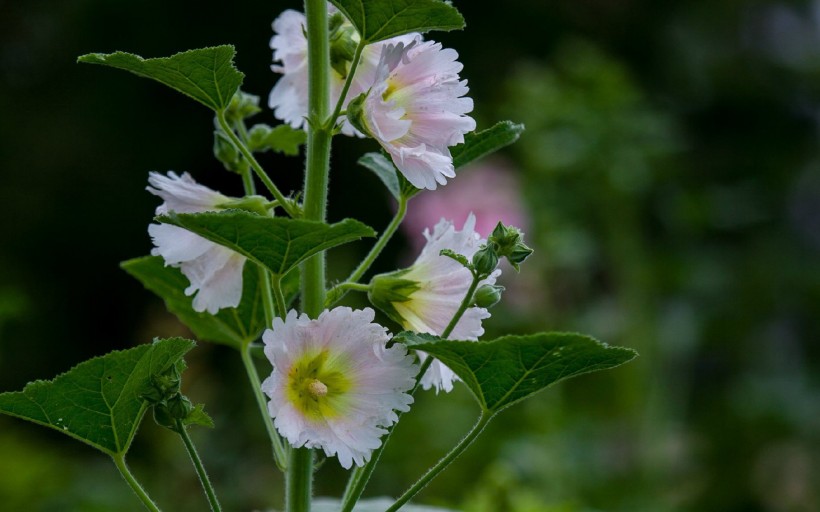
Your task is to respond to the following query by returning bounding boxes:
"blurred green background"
[2,0,819,510]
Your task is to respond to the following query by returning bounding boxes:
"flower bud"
[488,222,533,271]
[345,93,372,138]
[213,131,247,174]
[225,90,262,124]
[153,403,175,430]
[329,12,359,79]
[168,394,194,421]
[471,245,499,276]
[474,284,505,308]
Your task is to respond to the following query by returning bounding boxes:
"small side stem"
[259,265,276,328]
[327,39,366,130]
[240,167,257,196]
[241,346,288,471]
[271,275,289,321]
[176,421,223,512]
[440,272,481,340]
[112,454,162,512]
[217,111,298,218]
[385,413,493,512]
[327,196,408,307]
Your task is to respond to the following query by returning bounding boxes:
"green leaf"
[78,46,244,112]
[313,498,456,512]
[122,256,300,349]
[406,332,637,413]
[247,124,307,156]
[359,152,401,199]
[157,211,376,277]
[329,0,464,43]
[0,338,195,456]
[451,121,525,170]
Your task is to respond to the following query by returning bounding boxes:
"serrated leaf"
[412,333,637,413]
[330,0,464,43]
[313,498,456,512]
[78,46,244,112]
[247,124,307,156]
[121,256,298,348]
[0,338,195,456]
[451,121,525,170]
[359,152,401,199]
[157,211,376,277]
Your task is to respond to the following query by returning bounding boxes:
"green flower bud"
[472,245,499,276]
[474,284,505,308]
[168,394,194,421]
[153,403,175,430]
[329,13,360,79]
[507,243,534,271]
[213,131,247,174]
[225,90,261,124]
[488,222,533,271]
[489,222,522,254]
[346,92,372,137]
[368,270,420,326]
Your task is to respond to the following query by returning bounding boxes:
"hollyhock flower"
[369,214,499,392]
[357,36,476,190]
[147,171,247,314]
[268,6,415,137]
[261,307,417,469]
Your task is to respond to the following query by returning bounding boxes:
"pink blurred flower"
[402,161,530,253]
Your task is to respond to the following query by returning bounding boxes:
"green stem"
[259,265,276,329]
[240,167,257,196]
[340,273,482,512]
[112,454,162,512]
[440,272,482,340]
[241,345,288,471]
[217,111,298,218]
[327,39,366,130]
[287,448,314,512]
[289,0,332,509]
[385,413,493,512]
[271,275,289,321]
[176,421,223,512]
[326,195,408,307]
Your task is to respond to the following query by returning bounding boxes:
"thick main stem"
[291,0,332,510]
[113,454,162,512]
[176,421,223,512]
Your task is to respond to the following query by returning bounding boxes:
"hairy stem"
[112,454,162,512]
[176,421,223,512]
[217,111,298,218]
[327,39,366,130]
[385,413,493,512]
[241,346,288,471]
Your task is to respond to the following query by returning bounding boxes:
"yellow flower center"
[286,350,351,420]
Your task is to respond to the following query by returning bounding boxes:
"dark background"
[1,0,819,510]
